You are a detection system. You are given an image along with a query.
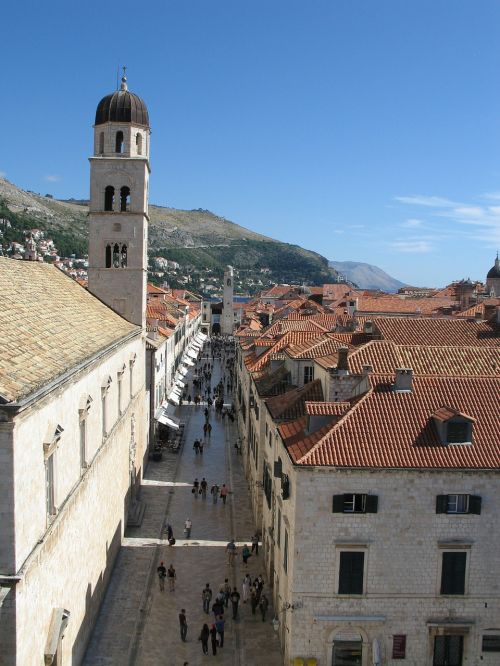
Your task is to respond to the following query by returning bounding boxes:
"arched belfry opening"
[115,131,124,153]
[136,133,142,155]
[105,244,112,268]
[99,132,104,154]
[104,186,114,211]
[120,186,130,212]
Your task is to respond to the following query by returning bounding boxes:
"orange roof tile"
[266,379,323,420]
[305,401,351,416]
[374,317,499,347]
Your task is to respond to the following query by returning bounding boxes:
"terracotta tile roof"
[0,258,138,403]
[374,317,499,347]
[147,283,168,294]
[286,336,353,359]
[261,319,328,337]
[279,418,335,461]
[266,379,324,420]
[315,354,339,369]
[356,296,455,316]
[255,365,292,397]
[246,331,321,372]
[305,401,351,416]
[397,345,500,378]
[294,375,500,469]
[433,406,475,422]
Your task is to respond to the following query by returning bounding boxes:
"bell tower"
[222,265,234,335]
[87,71,150,327]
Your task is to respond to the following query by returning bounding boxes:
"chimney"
[362,364,373,376]
[346,299,358,316]
[474,310,483,321]
[364,320,374,335]
[394,368,413,392]
[337,346,349,373]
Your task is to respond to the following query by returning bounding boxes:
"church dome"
[95,76,149,127]
[487,254,500,279]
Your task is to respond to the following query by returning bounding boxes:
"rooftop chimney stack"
[364,320,374,335]
[362,364,373,376]
[337,346,349,373]
[394,368,413,392]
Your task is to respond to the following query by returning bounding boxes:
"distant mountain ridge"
[0,177,342,287]
[329,260,406,293]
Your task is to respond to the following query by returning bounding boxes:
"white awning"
[168,393,180,406]
[156,407,181,428]
[164,417,180,430]
[187,349,198,360]
[178,365,188,377]
[184,358,195,367]
[197,332,208,341]
[175,379,185,389]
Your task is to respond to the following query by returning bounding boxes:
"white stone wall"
[280,466,500,665]
[0,334,147,664]
[93,123,150,160]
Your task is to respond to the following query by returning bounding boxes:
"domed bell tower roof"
[95,73,149,127]
[486,252,500,279]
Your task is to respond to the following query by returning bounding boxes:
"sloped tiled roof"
[295,375,500,469]
[356,296,455,315]
[305,401,351,416]
[374,317,499,347]
[266,379,323,420]
[0,258,138,403]
[286,336,352,359]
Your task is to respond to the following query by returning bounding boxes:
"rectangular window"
[332,493,378,513]
[102,394,107,439]
[482,635,500,652]
[283,529,288,573]
[277,508,281,547]
[45,453,56,517]
[440,551,467,595]
[338,551,365,594]
[304,366,314,384]
[79,419,87,469]
[118,376,123,415]
[392,635,406,659]
[436,494,481,515]
[447,421,470,444]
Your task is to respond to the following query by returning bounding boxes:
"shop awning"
[156,407,181,429]
[187,349,198,360]
[168,393,180,406]
[178,365,188,377]
[184,358,195,367]
[175,379,185,388]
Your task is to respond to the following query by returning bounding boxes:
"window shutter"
[441,552,466,595]
[332,495,344,513]
[436,495,448,514]
[365,495,378,513]
[468,495,482,515]
[273,460,282,478]
[281,475,290,500]
[338,552,364,594]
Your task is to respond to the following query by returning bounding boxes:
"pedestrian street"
[83,345,283,665]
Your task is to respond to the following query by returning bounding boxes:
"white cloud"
[401,218,423,228]
[481,191,500,201]
[391,240,434,253]
[453,206,484,218]
[394,195,458,208]
[44,174,61,182]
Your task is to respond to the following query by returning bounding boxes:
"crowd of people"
[155,334,271,659]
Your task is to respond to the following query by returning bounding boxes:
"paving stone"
[83,353,282,665]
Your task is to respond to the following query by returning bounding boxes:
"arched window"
[105,244,112,268]
[115,131,124,154]
[98,132,104,154]
[112,243,120,268]
[121,244,128,267]
[227,278,231,286]
[120,186,130,212]
[136,133,142,155]
[104,186,114,211]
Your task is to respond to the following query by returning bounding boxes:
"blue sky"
[2,0,499,286]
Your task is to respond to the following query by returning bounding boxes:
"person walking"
[209,624,218,656]
[211,598,223,620]
[199,439,204,454]
[242,574,251,603]
[230,587,240,620]
[192,479,199,498]
[242,544,251,566]
[200,477,208,499]
[226,540,236,567]
[184,518,192,539]
[179,609,188,642]
[207,422,212,437]
[223,578,231,608]
[202,583,212,614]
[199,623,209,655]
[211,484,219,504]
[220,484,229,505]
[251,534,259,556]
[193,439,200,455]
[259,594,269,622]
[168,564,176,591]
[157,561,166,592]
[250,587,259,615]
[215,616,225,648]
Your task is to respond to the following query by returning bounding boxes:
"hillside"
[329,260,406,292]
[0,177,341,288]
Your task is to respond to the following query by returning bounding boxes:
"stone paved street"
[83,350,283,666]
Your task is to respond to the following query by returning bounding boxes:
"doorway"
[433,635,463,666]
[332,641,363,666]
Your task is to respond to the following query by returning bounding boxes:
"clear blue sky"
[2,0,499,286]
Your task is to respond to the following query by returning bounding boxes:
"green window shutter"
[365,495,378,513]
[436,495,448,514]
[468,495,482,515]
[338,551,364,594]
[332,495,344,513]
[441,552,466,595]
